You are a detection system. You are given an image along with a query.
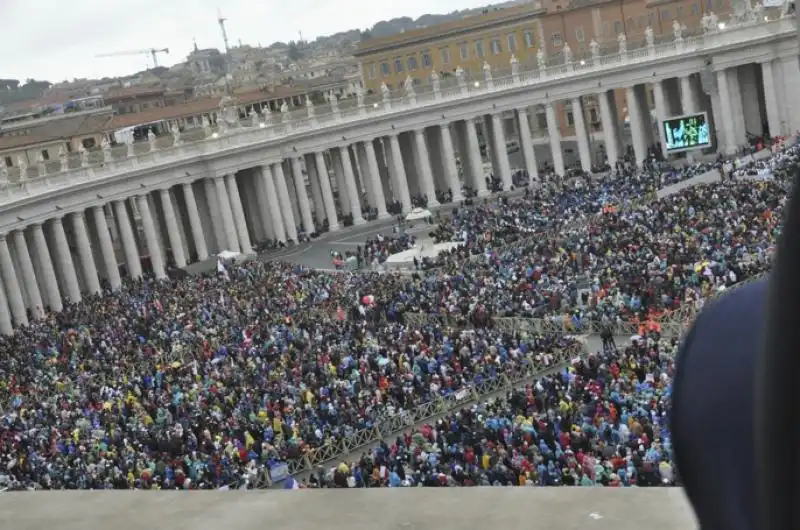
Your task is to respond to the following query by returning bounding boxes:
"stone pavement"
[0,488,696,530]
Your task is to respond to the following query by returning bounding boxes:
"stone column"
[136,195,165,278]
[226,174,253,254]
[598,91,620,166]
[252,173,274,241]
[313,152,340,231]
[71,212,101,295]
[780,55,800,134]
[261,165,287,242]
[159,188,188,266]
[31,223,62,312]
[625,87,648,166]
[491,113,513,189]
[113,200,142,280]
[465,118,489,196]
[331,150,352,216]
[439,124,465,200]
[412,129,440,207]
[92,206,121,290]
[571,98,593,172]
[356,144,377,210]
[546,103,566,175]
[50,218,82,300]
[516,108,539,182]
[652,81,670,156]
[339,146,367,224]
[363,141,390,218]
[0,280,13,334]
[0,235,27,326]
[715,69,738,155]
[204,178,226,254]
[760,60,782,137]
[387,134,412,211]
[291,157,315,234]
[215,175,240,253]
[273,162,299,241]
[13,230,43,318]
[182,183,209,261]
[305,153,325,225]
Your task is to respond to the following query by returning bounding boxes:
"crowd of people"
[304,336,676,488]
[0,139,796,491]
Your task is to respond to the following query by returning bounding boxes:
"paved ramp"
[0,488,696,530]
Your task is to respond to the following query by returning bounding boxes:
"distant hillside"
[312,1,526,47]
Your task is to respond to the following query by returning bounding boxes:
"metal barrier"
[271,339,586,482]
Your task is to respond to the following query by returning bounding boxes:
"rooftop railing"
[0,15,793,206]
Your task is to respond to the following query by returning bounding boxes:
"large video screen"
[662,112,711,153]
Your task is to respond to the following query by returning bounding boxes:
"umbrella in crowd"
[0,140,796,490]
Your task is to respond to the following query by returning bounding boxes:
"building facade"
[0,16,794,335]
[354,0,741,136]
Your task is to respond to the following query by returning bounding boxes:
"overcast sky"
[1,0,496,82]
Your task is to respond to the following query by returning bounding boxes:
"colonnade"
[0,56,796,334]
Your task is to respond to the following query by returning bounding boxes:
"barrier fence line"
[250,340,587,486]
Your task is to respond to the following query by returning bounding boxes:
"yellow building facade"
[355,0,736,144]
[355,3,547,93]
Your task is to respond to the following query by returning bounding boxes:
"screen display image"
[662,112,711,153]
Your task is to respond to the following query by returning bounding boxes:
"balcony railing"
[0,15,793,206]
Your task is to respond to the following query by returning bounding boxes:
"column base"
[353,217,367,226]
[477,189,491,198]
[377,212,392,220]
[427,200,441,208]
[451,194,465,203]
[328,223,342,232]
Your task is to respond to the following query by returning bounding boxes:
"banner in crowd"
[269,462,290,482]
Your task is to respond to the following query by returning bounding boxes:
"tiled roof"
[0,112,115,151]
[108,97,222,128]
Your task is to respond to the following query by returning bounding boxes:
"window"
[551,32,563,47]
[507,33,517,52]
[602,22,610,36]
[677,6,683,18]
[475,40,485,57]
[440,47,451,64]
[407,56,418,71]
[692,3,700,14]
[459,41,469,60]
[394,57,403,73]
[421,51,432,68]
[589,108,599,123]
[380,61,390,76]
[41,150,49,161]
[4,157,11,167]
[367,64,376,80]
[491,38,503,55]
[614,20,622,34]
[627,18,634,29]
[566,111,574,127]
[575,26,585,42]
[662,9,671,21]
[524,30,535,48]
[706,0,713,10]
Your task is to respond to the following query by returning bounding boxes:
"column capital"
[516,107,529,116]
[29,221,44,229]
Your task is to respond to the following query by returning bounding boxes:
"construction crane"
[96,48,170,68]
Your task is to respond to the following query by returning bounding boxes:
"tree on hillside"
[0,78,52,105]
[287,41,303,61]
[360,30,372,41]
